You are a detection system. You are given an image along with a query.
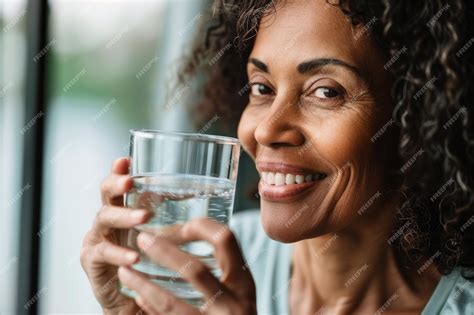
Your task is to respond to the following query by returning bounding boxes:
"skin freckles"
[237,0,440,314]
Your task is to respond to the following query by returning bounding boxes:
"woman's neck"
[289,199,441,315]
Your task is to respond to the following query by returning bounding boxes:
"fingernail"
[137,232,154,249]
[131,210,147,220]
[126,251,139,263]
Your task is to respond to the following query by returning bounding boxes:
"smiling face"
[237,0,398,242]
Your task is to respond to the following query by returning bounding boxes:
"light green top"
[230,209,474,315]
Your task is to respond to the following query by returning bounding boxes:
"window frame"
[16,0,49,313]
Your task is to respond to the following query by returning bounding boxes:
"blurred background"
[0,0,259,313]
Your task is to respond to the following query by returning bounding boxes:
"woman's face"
[237,0,397,242]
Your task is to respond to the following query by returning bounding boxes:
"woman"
[81,0,474,314]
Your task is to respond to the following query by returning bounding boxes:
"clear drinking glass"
[118,129,241,307]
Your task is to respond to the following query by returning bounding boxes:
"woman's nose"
[254,101,305,148]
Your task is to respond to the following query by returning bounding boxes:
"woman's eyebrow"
[248,58,269,73]
[248,57,365,82]
[297,58,362,78]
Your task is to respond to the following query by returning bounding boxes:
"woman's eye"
[314,87,340,99]
[250,83,273,96]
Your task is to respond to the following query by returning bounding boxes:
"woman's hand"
[80,157,152,314]
[117,218,257,315]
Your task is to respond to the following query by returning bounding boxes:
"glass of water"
[118,129,241,306]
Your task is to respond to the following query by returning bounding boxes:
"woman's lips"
[258,178,321,202]
[256,161,328,202]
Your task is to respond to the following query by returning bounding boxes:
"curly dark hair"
[178,0,474,279]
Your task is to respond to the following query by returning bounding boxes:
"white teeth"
[275,173,285,186]
[267,172,275,185]
[295,175,304,184]
[285,174,295,185]
[261,171,326,185]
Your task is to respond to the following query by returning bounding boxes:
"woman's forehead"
[251,0,384,75]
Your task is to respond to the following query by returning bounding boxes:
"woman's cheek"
[237,107,259,159]
[311,111,374,168]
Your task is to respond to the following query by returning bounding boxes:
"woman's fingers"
[177,218,255,294]
[100,157,132,205]
[134,295,161,315]
[111,157,129,175]
[118,267,200,315]
[139,218,255,297]
[137,233,224,300]
[100,174,133,205]
[91,205,151,239]
[87,241,140,266]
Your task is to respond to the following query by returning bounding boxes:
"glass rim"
[129,129,240,145]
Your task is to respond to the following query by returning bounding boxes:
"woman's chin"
[259,202,333,243]
[261,222,301,243]
[259,207,311,243]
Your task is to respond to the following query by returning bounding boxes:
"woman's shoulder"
[229,209,262,245]
[229,208,280,263]
[423,268,474,315]
[230,208,294,315]
[230,208,292,258]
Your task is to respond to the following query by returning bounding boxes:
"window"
[2,1,258,313]
[0,0,27,313]
[40,1,206,312]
